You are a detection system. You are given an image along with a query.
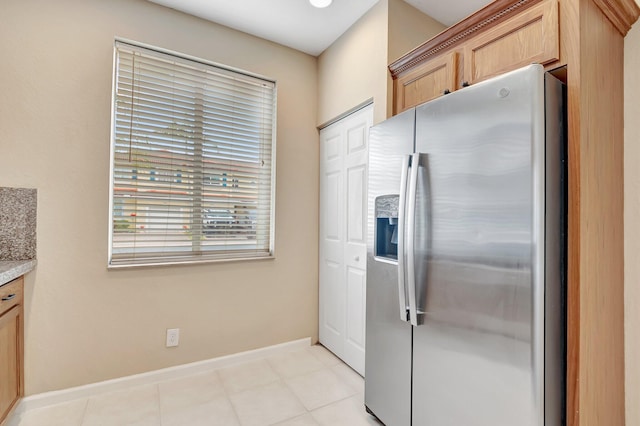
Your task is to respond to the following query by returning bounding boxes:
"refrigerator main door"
[365,108,415,426]
[412,65,546,426]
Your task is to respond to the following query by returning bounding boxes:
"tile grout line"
[215,369,243,426]
[78,398,90,426]
[290,366,360,408]
[154,383,163,426]
[258,349,318,425]
[275,355,361,424]
[280,376,311,416]
[302,370,361,415]
[308,389,362,413]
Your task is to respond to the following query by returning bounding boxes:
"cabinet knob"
[354,256,360,262]
[462,81,470,87]
[1,294,16,302]
[443,89,451,95]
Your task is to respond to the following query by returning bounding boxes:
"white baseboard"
[15,337,311,414]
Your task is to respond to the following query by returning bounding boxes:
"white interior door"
[319,124,344,356]
[319,104,373,375]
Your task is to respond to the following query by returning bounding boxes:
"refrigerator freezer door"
[365,109,415,426]
[412,65,547,426]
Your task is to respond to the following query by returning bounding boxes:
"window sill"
[107,254,275,269]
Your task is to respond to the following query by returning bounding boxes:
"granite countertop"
[0,260,37,287]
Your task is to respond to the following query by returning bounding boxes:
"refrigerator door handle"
[397,155,410,322]
[407,153,420,326]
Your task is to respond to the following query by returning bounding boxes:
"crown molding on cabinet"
[592,0,640,35]
[389,0,640,79]
[389,0,542,78]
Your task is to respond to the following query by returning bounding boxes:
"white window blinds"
[109,41,276,267]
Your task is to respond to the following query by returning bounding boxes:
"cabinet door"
[0,305,21,425]
[463,0,559,85]
[394,51,458,114]
[341,108,371,375]
[319,122,346,359]
[319,104,372,375]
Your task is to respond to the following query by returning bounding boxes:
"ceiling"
[405,0,493,26]
[148,0,492,57]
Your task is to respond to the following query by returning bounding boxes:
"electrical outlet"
[166,328,180,347]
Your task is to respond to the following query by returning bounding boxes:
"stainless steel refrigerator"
[364,64,566,426]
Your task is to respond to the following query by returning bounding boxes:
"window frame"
[108,39,277,268]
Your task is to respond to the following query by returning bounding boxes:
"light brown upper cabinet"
[388,0,639,424]
[391,0,560,114]
[395,51,458,114]
[463,0,559,84]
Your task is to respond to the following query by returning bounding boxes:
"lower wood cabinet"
[0,277,24,426]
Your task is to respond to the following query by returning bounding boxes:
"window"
[109,40,276,267]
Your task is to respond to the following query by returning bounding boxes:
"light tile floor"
[9,345,383,426]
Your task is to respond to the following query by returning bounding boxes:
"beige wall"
[317,0,445,126]
[0,0,319,394]
[317,0,389,125]
[625,10,640,425]
[387,0,446,64]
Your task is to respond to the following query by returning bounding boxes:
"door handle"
[397,155,410,322]
[2,294,16,302]
[406,153,420,326]
[405,153,429,327]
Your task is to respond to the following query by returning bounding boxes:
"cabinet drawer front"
[464,0,559,84]
[0,278,23,315]
[395,51,458,113]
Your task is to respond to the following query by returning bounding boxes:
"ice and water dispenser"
[374,194,399,262]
